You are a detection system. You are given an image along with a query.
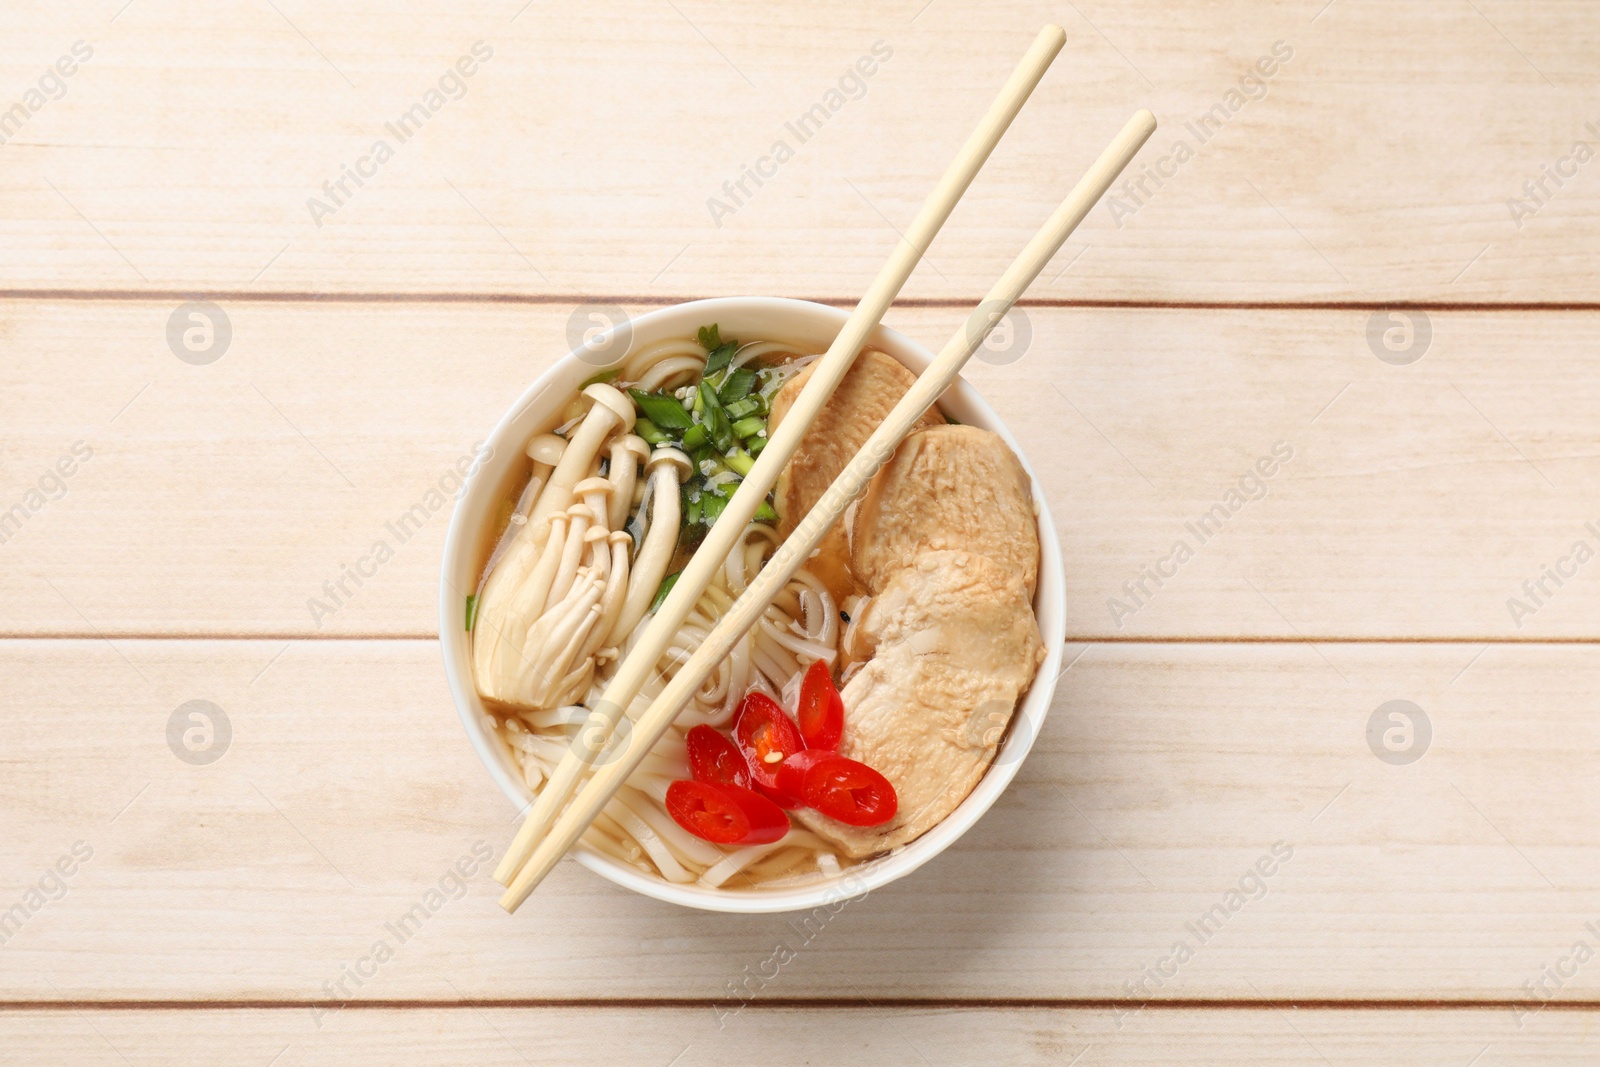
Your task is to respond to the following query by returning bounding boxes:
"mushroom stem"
[474,509,570,703]
[577,475,616,538]
[512,512,569,632]
[547,503,594,607]
[533,600,602,706]
[608,447,692,645]
[470,436,569,702]
[483,435,566,585]
[607,435,649,532]
[551,657,596,710]
[524,384,635,546]
[522,572,602,705]
[582,531,632,663]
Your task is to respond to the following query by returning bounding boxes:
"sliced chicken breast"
[852,424,1039,599]
[795,550,1046,857]
[768,349,943,601]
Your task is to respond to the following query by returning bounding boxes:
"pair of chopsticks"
[496,24,1155,911]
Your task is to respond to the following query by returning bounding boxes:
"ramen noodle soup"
[469,325,1045,890]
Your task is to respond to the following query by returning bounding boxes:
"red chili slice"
[686,724,751,789]
[733,692,807,805]
[775,749,833,806]
[802,755,898,827]
[665,780,789,845]
[665,780,747,844]
[715,783,791,844]
[796,659,845,750]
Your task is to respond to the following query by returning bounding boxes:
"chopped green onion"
[698,382,735,452]
[649,572,681,613]
[634,417,672,447]
[686,496,702,525]
[629,389,693,430]
[698,324,722,351]
[717,368,757,405]
[681,423,710,451]
[464,594,478,632]
[724,448,756,477]
[754,500,778,523]
[748,435,767,456]
[730,416,765,440]
[723,396,762,420]
[701,493,728,524]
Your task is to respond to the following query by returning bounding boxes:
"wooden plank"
[1,1006,1595,1066]
[0,1,1596,301]
[2,301,1596,639]
[3,638,1595,1001]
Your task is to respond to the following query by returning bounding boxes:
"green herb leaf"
[629,389,694,429]
[697,324,721,352]
[464,594,478,632]
[704,342,737,378]
[649,572,681,613]
[717,368,757,405]
[580,367,623,388]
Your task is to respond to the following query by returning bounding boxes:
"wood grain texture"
[1,301,1594,640]
[4,0,1595,1053]
[0,1,1595,301]
[1,1006,1595,1066]
[3,639,1594,1001]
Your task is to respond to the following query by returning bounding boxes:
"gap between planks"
[2,290,1600,313]
[5,634,1599,644]
[4,998,1599,1013]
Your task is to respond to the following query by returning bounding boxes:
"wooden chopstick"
[491,24,1069,890]
[499,109,1159,911]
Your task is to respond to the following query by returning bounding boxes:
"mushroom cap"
[615,434,651,465]
[573,475,614,497]
[582,383,637,433]
[526,433,567,466]
[565,503,596,523]
[645,446,694,480]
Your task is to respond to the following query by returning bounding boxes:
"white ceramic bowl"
[440,297,1066,913]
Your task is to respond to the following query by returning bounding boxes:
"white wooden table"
[3,1,1597,1062]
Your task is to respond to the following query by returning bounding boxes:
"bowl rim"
[438,296,1066,913]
